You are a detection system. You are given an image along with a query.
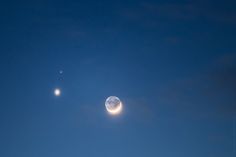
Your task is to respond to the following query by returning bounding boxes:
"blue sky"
[0,0,236,157]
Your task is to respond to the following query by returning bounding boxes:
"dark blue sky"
[0,0,236,156]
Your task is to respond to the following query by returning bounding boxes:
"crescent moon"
[106,102,123,115]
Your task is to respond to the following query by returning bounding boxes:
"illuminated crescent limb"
[106,102,122,115]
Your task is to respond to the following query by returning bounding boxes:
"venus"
[54,88,61,96]
[105,96,122,115]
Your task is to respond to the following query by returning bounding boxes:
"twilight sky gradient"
[0,0,236,157]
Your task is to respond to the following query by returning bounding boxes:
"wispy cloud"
[119,1,236,25]
[158,53,236,117]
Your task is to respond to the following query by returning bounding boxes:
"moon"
[105,96,122,115]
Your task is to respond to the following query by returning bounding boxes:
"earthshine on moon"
[105,96,122,115]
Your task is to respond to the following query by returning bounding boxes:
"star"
[59,70,63,74]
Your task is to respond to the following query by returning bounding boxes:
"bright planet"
[54,88,61,96]
[105,96,123,115]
